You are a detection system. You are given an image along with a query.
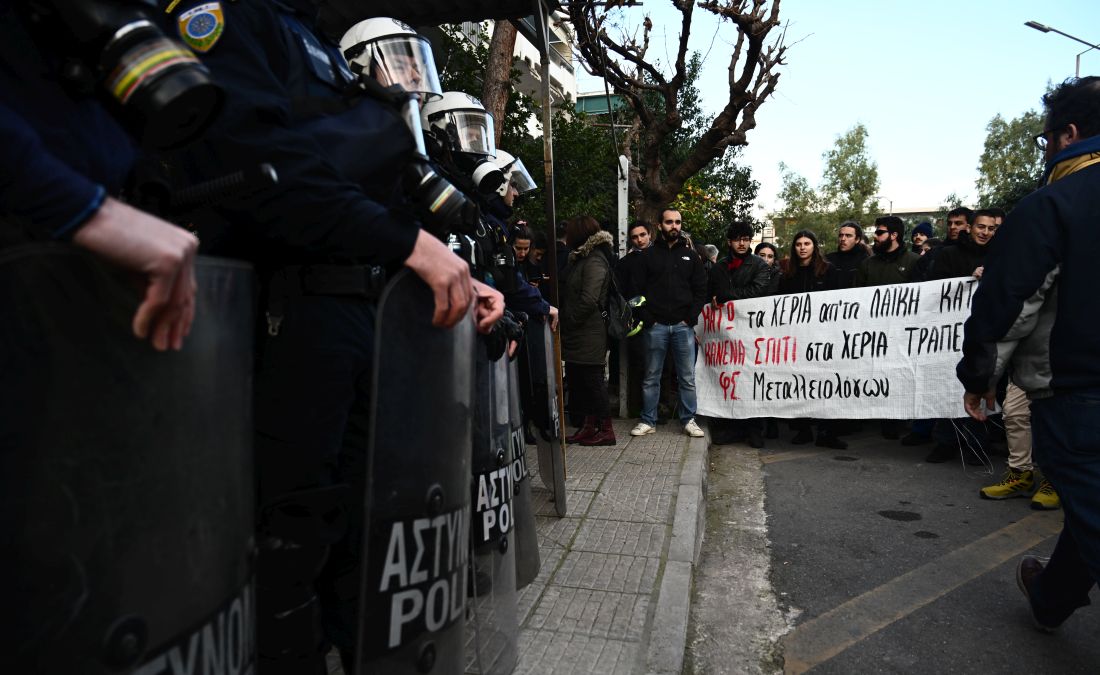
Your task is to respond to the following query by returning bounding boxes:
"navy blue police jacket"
[160,0,419,266]
[0,3,137,240]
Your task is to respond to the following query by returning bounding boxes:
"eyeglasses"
[728,236,753,244]
[874,229,889,236]
[1033,127,1060,150]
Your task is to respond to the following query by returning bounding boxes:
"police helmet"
[491,150,538,197]
[340,18,442,99]
[421,91,497,158]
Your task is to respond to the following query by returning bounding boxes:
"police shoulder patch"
[177,2,225,53]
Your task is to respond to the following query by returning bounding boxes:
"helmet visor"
[506,158,537,194]
[361,36,441,98]
[434,109,496,157]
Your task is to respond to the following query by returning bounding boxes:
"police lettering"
[376,507,469,649]
[474,466,514,542]
[134,582,256,675]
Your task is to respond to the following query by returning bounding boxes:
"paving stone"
[563,471,606,491]
[517,544,566,624]
[601,471,679,497]
[552,551,661,594]
[570,520,668,558]
[530,488,594,517]
[533,515,583,547]
[516,631,638,675]
[522,585,649,640]
[587,487,675,524]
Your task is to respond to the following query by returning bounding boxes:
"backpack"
[601,260,633,340]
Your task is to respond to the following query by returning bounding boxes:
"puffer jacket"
[561,230,613,366]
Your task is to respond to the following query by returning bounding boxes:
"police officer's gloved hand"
[485,311,524,361]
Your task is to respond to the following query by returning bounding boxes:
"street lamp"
[1025,21,1100,77]
[873,195,893,216]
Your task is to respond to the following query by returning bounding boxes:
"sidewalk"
[518,419,708,674]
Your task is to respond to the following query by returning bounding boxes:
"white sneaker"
[630,422,656,436]
[683,419,704,438]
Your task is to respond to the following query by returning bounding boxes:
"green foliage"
[670,148,759,248]
[820,124,880,223]
[770,125,881,248]
[509,111,620,233]
[434,25,537,149]
[975,111,1044,211]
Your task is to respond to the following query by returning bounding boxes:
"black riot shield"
[0,244,255,675]
[506,357,540,590]
[464,343,519,675]
[357,269,474,675]
[523,319,568,516]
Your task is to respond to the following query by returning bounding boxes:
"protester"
[910,221,933,253]
[706,221,772,447]
[754,241,782,296]
[561,216,616,446]
[629,208,707,438]
[777,230,846,449]
[958,76,1100,632]
[826,220,869,288]
[925,209,1002,464]
[856,216,919,287]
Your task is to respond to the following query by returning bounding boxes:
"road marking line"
[781,511,1063,674]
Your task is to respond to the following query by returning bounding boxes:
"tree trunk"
[482,21,518,149]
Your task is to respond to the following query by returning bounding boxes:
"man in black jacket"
[707,221,771,446]
[958,76,1100,631]
[826,220,869,288]
[629,208,708,438]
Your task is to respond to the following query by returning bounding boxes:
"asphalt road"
[689,423,1100,675]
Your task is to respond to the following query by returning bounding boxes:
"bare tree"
[567,0,787,223]
[482,21,518,148]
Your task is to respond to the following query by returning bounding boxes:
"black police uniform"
[160,1,419,672]
[0,4,136,242]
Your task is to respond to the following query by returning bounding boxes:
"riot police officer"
[0,2,200,349]
[158,3,501,673]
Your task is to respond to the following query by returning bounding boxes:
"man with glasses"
[706,221,772,446]
[855,216,920,287]
[856,216,919,440]
[826,220,870,288]
[959,76,1100,631]
[629,208,708,438]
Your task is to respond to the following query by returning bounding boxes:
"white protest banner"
[694,277,978,419]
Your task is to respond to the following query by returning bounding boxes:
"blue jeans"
[641,322,697,426]
[1028,390,1100,625]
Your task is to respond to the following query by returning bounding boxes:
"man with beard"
[856,215,920,287]
[706,221,772,446]
[958,76,1100,632]
[826,220,870,288]
[629,208,708,438]
[857,215,919,439]
[923,209,1001,464]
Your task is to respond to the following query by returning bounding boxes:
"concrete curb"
[644,434,709,674]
